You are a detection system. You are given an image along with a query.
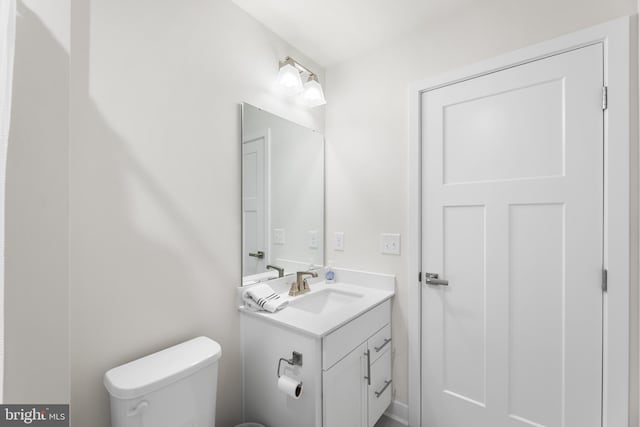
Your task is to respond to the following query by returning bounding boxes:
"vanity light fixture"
[302,74,327,107]
[276,56,326,107]
[275,57,304,95]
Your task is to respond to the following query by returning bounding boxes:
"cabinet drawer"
[368,349,392,427]
[368,324,391,364]
[323,300,391,370]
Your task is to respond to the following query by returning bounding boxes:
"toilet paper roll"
[278,375,303,399]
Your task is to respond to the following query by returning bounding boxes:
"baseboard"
[384,400,409,425]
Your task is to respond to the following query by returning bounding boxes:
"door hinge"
[602,86,608,110]
[602,269,608,292]
[418,271,422,283]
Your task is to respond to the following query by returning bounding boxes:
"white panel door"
[421,44,604,427]
[242,133,268,275]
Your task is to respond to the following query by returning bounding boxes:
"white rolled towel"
[242,283,288,313]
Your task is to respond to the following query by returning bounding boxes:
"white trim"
[0,0,15,404]
[407,76,422,427]
[629,14,639,427]
[384,400,409,426]
[408,16,636,427]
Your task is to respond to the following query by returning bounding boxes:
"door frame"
[407,16,637,427]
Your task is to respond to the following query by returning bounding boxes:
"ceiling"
[231,0,474,67]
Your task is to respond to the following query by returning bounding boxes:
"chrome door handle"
[249,251,265,259]
[425,272,448,286]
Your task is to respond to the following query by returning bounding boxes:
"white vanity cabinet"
[240,294,393,427]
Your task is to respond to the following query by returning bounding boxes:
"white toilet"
[104,336,222,427]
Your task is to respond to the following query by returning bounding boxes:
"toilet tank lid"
[104,336,222,400]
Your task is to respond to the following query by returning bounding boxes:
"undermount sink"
[289,288,364,315]
[239,276,395,337]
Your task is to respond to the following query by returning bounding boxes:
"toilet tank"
[104,336,222,427]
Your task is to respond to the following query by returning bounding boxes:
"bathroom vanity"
[239,105,393,426]
[239,269,394,427]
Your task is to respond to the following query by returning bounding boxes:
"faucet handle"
[288,281,300,296]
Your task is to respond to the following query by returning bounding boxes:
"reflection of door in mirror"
[242,130,269,276]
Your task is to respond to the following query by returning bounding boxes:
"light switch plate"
[380,233,401,255]
[308,230,319,249]
[334,232,345,251]
[274,228,285,245]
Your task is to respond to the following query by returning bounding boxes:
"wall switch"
[334,232,345,251]
[273,228,285,245]
[380,233,401,255]
[308,230,319,249]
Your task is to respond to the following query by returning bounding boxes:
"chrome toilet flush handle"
[127,400,149,417]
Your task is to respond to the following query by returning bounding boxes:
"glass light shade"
[276,63,304,95]
[302,79,326,107]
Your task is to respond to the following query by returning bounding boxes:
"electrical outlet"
[274,228,285,245]
[334,232,345,251]
[380,233,401,255]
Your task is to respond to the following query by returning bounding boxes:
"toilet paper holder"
[277,351,303,378]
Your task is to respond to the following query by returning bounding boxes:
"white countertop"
[238,280,394,337]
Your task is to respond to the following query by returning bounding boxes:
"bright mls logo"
[4,408,46,424]
[0,405,68,426]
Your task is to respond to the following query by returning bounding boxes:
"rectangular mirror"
[241,103,324,285]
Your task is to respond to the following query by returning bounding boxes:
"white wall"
[69,1,323,426]
[4,0,70,403]
[268,117,324,270]
[324,0,637,408]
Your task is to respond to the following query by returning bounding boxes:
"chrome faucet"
[297,271,318,294]
[266,264,285,278]
[289,271,318,296]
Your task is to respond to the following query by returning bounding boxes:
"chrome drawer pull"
[364,350,371,385]
[374,338,392,353]
[374,380,392,398]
